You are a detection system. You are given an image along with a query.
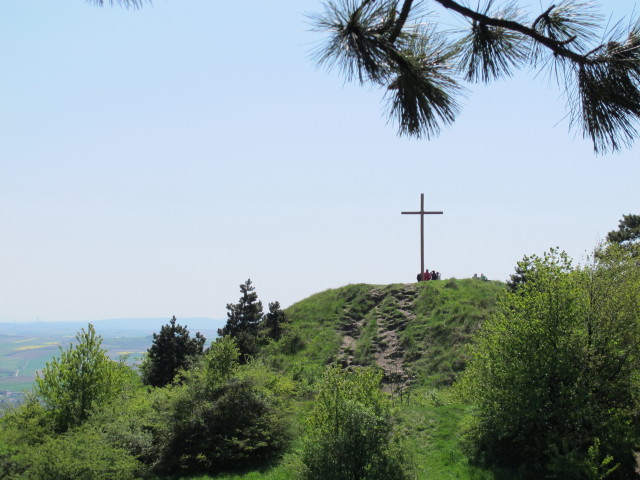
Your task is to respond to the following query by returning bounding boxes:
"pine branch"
[532,5,557,30]
[312,0,640,152]
[388,0,415,43]
[434,0,598,65]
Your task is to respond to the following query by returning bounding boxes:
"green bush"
[154,340,292,475]
[0,399,54,478]
[300,365,413,480]
[35,324,135,432]
[18,427,141,480]
[90,386,172,473]
[462,247,640,478]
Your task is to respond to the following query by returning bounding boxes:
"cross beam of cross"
[401,193,443,281]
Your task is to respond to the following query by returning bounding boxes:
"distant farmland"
[0,318,222,405]
[0,333,149,404]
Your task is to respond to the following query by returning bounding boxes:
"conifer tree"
[607,213,640,244]
[218,279,264,361]
[141,316,206,388]
[263,301,288,341]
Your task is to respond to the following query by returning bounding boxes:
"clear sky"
[1,0,638,322]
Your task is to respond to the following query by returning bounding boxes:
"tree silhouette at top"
[311,0,640,153]
[607,214,640,244]
[141,316,206,388]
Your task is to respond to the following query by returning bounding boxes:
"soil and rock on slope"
[284,278,505,392]
[337,284,417,392]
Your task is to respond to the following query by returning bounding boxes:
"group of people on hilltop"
[415,270,491,282]
[416,269,440,282]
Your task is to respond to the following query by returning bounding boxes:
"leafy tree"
[462,247,640,479]
[218,278,264,361]
[141,316,206,388]
[312,0,640,153]
[607,213,640,244]
[203,335,241,382]
[262,300,288,341]
[154,339,292,475]
[35,324,133,432]
[301,364,412,480]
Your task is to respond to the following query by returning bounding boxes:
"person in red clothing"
[416,270,433,281]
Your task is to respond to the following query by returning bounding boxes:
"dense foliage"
[140,315,206,387]
[218,279,265,361]
[153,337,292,475]
[462,247,640,478]
[218,279,290,362]
[301,364,412,480]
[1,331,292,479]
[14,427,141,480]
[263,301,288,341]
[607,213,640,245]
[2,237,639,479]
[34,324,133,432]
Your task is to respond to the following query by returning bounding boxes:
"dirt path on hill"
[338,284,418,393]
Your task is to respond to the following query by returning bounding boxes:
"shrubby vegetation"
[300,364,412,480]
[0,327,292,479]
[2,231,639,479]
[151,337,292,475]
[15,426,141,480]
[34,324,135,432]
[462,246,640,479]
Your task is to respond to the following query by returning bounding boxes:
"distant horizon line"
[0,316,225,325]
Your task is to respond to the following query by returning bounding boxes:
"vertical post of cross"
[401,194,443,281]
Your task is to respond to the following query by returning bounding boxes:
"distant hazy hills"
[0,317,226,338]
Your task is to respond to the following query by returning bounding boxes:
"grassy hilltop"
[277,278,504,389]
[208,278,507,480]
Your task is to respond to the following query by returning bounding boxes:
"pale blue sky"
[1,0,638,322]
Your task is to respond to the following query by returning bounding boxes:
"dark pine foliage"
[607,213,640,244]
[218,279,264,362]
[263,301,288,341]
[164,375,290,475]
[141,316,206,388]
[506,254,535,293]
[311,0,640,153]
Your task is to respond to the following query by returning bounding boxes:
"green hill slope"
[278,278,505,389]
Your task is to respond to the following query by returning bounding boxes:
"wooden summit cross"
[401,193,443,281]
